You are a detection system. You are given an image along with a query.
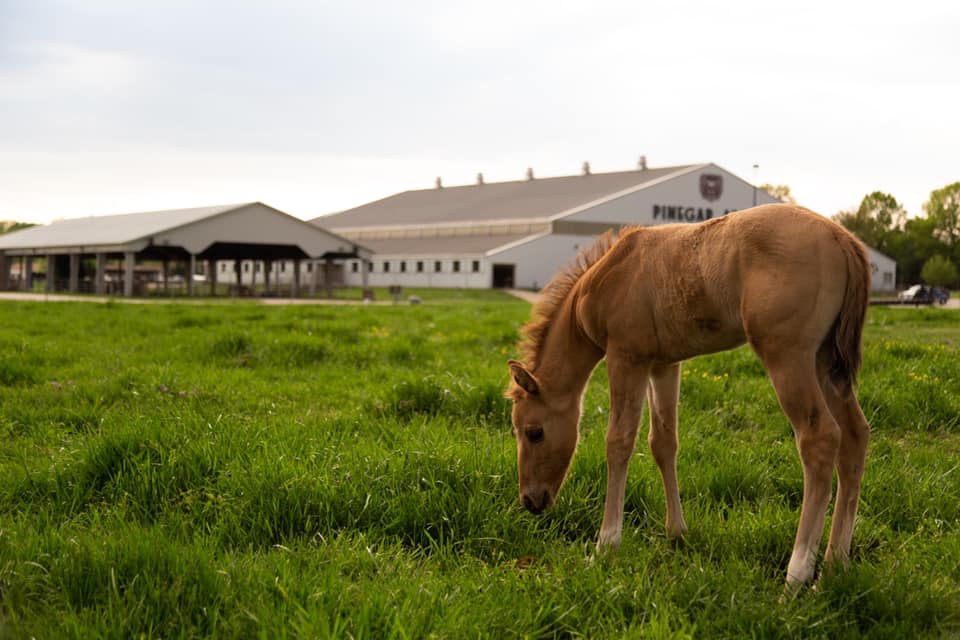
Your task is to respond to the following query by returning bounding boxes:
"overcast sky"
[1,0,957,224]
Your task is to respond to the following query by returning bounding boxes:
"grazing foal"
[506,204,871,589]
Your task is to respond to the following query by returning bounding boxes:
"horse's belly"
[658,319,747,362]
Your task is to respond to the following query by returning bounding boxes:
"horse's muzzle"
[522,490,552,515]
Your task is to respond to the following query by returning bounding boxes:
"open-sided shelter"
[0,202,371,297]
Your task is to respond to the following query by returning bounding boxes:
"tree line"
[0,221,37,235]
[761,183,960,289]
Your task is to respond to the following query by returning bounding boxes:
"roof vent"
[525,167,535,181]
[638,155,647,171]
[476,172,484,185]
[581,161,591,176]
[435,176,443,189]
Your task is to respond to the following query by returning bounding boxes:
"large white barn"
[313,162,897,292]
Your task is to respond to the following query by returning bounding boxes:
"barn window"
[383,261,391,273]
[472,260,480,273]
[244,263,250,273]
[434,261,442,272]
[280,262,287,273]
[453,260,461,273]
[400,261,407,273]
[351,261,359,273]
[416,261,424,273]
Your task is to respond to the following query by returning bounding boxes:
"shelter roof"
[0,203,252,250]
[312,165,702,230]
[0,202,370,259]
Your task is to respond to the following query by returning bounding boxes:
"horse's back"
[578,204,869,363]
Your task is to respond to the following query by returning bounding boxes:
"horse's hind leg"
[648,362,687,539]
[819,367,870,570]
[761,352,840,588]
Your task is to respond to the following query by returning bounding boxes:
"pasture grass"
[0,298,957,638]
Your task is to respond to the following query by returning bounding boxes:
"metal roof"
[0,203,251,250]
[357,233,539,257]
[0,202,371,260]
[312,165,701,230]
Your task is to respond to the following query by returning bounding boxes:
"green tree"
[923,182,960,251]
[759,184,796,204]
[921,254,958,287]
[833,191,906,254]
[0,221,36,235]
[886,216,945,286]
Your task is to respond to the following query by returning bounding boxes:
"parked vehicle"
[897,284,949,305]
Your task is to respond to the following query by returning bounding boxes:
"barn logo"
[700,174,723,202]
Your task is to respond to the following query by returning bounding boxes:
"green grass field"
[0,295,957,638]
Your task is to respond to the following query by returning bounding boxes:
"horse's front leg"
[597,354,651,551]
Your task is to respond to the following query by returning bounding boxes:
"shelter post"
[264,260,272,295]
[124,251,135,297]
[322,258,331,297]
[233,260,241,296]
[68,254,80,293]
[45,254,54,293]
[309,261,317,296]
[207,259,217,296]
[293,259,301,298]
[95,253,106,295]
[188,255,196,297]
[23,256,33,292]
[361,258,370,289]
[0,251,8,290]
[162,259,170,295]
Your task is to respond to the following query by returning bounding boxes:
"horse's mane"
[517,226,636,370]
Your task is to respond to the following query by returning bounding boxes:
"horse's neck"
[537,290,603,394]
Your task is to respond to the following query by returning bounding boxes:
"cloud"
[0,40,140,98]
[0,0,957,222]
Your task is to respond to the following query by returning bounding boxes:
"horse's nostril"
[522,491,550,514]
[522,493,543,514]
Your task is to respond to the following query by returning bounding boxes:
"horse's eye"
[525,426,544,443]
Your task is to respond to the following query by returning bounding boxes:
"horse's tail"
[826,230,871,386]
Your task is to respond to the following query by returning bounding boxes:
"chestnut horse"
[506,204,871,589]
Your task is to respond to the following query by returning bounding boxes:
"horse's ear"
[508,360,541,395]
